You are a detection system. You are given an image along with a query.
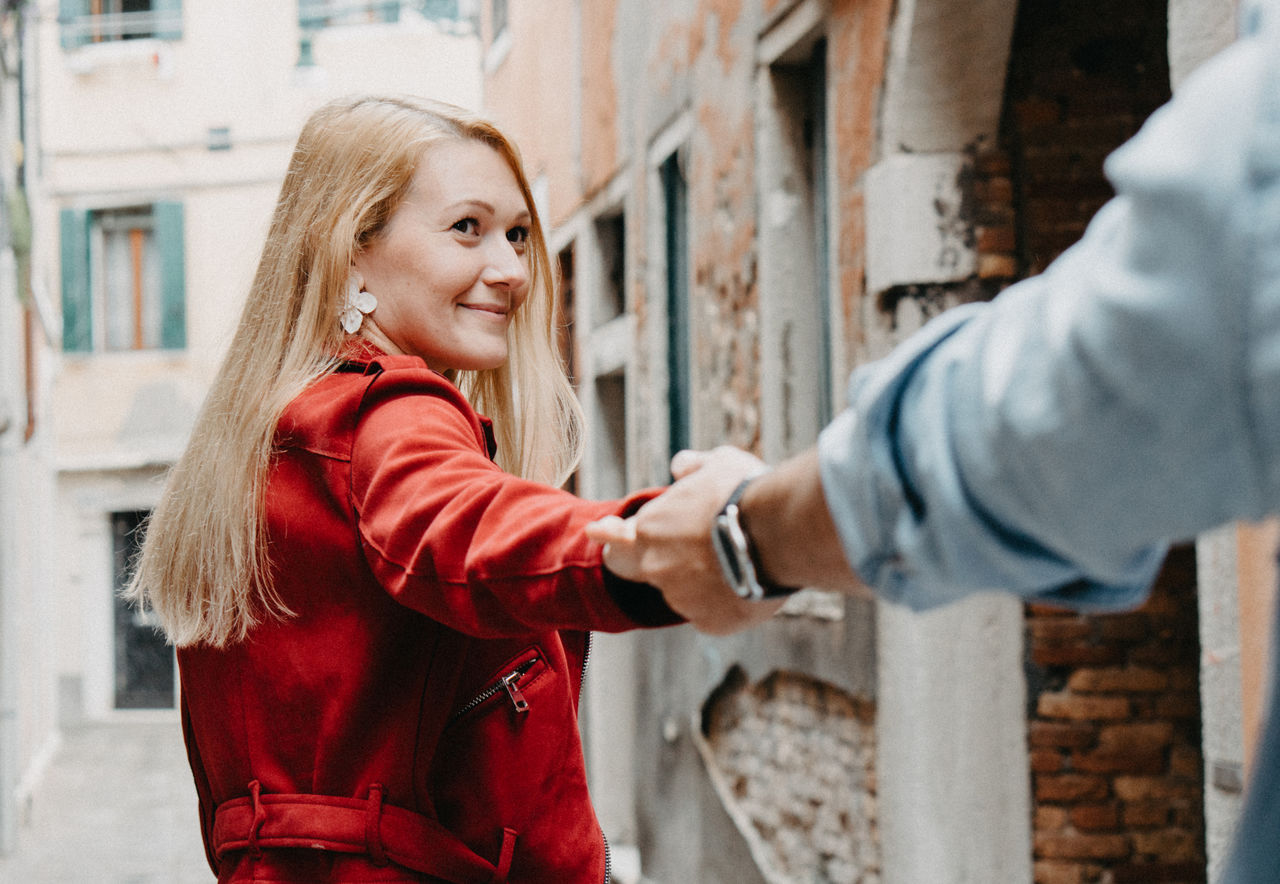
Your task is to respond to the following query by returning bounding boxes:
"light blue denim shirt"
[818,2,1279,880]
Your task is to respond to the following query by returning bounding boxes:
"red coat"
[177,352,678,883]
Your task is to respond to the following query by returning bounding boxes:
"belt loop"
[247,780,266,860]
[493,828,517,882]
[365,783,388,866]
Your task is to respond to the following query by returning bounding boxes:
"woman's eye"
[507,226,529,247]
[451,218,480,236]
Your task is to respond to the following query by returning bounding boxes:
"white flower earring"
[340,278,377,334]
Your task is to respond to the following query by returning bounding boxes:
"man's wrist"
[712,476,801,601]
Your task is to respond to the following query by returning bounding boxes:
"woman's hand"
[585,447,786,635]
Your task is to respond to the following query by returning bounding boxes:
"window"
[557,244,577,386]
[59,0,182,48]
[660,151,690,458]
[592,371,627,500]
[557,244,579,495]
[297,0,466,64]
[298,0,462,29]
[112,510,175,709]
[60,202,186,353]
[299,0,400,29]
[594,212,625,325]
[758,34,832,459]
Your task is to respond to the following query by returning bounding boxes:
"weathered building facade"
[483,1,1264,882]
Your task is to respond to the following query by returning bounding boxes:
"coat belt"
[211,781,516,884]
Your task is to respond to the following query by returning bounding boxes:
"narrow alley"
[0,719,211,883]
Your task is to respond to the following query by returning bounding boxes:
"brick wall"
[1027,549,1205,883]
[699,667,879,883]
[1001,0,1173,275]
[999,2,1206,881]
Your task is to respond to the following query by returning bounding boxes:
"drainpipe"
[0,3,34,854]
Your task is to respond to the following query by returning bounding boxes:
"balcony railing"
[60,9,182,46]
[298,0,468,31]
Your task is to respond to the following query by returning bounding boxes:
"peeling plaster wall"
[581,1,622,200]
[485,0,888,879]
[480,0,900,881]
[612,2,884,878]
[482,0,581,228]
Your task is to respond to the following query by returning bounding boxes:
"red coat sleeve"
[350,366,675,637]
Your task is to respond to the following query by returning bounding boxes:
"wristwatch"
[712,478,801,601]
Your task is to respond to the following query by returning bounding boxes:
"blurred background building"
[0,1,1273,883]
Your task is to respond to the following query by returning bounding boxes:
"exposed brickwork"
[1000,1,1203,880]
[1001,0,1173,276]
[700,667,879,883]
[1025,548,1205,883]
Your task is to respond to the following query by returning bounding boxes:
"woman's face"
[353,139,532,373]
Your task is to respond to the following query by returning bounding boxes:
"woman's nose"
[483,236,529,289]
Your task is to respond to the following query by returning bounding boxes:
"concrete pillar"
[1170,3,1252,879]
[869,1,1031,880]
[877,594,1032,884]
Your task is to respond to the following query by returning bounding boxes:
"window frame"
[60,201,186,354]
[59,0,183,49]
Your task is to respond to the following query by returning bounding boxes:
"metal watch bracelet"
[711,477,801,601]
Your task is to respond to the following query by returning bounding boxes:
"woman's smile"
[353,139,532,373]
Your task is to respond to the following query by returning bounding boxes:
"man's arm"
[736,448,865,593]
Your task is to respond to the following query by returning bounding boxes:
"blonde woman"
[128,95,678,884]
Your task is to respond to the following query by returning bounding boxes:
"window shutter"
[59,208,91,352]
[58,0,90,50]
[298,0,325,29]
[154,201,186,349]
[153,0,183,41]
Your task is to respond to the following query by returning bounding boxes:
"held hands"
[585,446,787,635]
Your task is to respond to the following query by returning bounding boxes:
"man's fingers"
[670,449,710,479]
[599,541,643,581]
[585,515,636,544]
[587,516,644,581]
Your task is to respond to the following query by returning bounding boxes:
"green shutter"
[153,0,182,41]
[60,207,91,352]
[59,0,90,50]
[154,201,186,349]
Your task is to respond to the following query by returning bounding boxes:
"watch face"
[713,513,745,590]
[713,505,764,600]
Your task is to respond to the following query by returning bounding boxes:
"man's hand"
[585,447,786,635]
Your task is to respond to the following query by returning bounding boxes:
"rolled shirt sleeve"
[819,9,1280,612]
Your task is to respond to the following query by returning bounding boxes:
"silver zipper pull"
[501,670,530,713]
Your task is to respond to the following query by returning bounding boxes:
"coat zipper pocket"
[449,656,539,724]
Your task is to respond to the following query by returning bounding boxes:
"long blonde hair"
[126,96,582,648]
